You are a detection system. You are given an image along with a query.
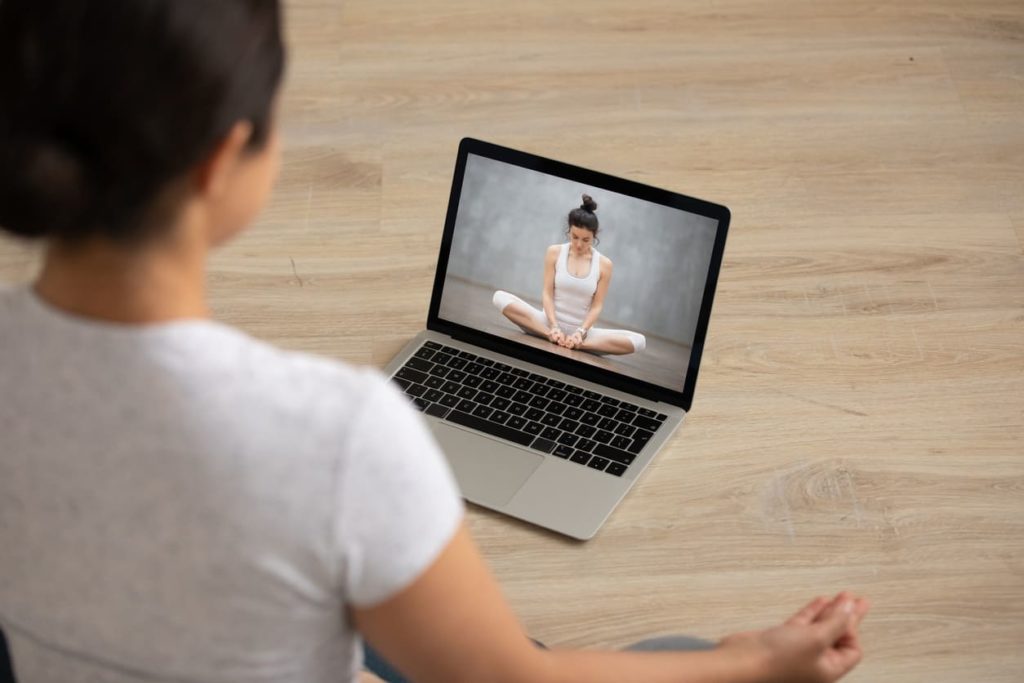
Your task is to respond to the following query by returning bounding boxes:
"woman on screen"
[493,194,647,355]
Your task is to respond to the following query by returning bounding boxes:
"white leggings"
[492,290,646,354]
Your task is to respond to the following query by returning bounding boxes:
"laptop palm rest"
[428,422,543,507]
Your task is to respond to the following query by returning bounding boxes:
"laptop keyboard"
[389,341,667,477]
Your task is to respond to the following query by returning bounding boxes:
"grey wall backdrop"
[444,154,719,343]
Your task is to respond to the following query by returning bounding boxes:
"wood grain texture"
[1,1,1021,681]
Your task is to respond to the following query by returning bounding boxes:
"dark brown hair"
[0,0,286,246]
[566,193,599,242]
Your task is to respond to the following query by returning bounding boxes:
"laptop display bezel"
[427,137,730,411]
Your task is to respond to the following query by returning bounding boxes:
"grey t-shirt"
[0,284,465,682]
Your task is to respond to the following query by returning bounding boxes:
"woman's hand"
[718,592,870,683]
[547,327,565,345]
[562,332,584,349]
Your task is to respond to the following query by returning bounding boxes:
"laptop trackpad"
[428,422,544,507]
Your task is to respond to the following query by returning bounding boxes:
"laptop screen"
[431,140,729,407]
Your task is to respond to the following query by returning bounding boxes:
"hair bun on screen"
[580,194,598,212]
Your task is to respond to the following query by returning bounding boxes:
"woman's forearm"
[531,647,764,683]
[579,305,602,332]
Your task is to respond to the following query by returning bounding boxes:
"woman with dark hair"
[0,2,869,683]
[493,194,647,355]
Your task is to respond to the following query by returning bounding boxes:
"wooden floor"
[2,1,1022,681]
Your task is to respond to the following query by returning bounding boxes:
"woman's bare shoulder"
[600,254,613,270]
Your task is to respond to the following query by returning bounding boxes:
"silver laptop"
[384,138,730,540]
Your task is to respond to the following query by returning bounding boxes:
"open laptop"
[383,138,730,540]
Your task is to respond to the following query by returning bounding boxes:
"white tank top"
[553,243,601,329]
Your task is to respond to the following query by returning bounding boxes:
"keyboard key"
[405,356,434,370]
[457,386,477,400]
[481,367,500,380]
[424,376,444,389]
[507,416,527,430]
[541,413,562,427]
[600,396,621,406]
[528,373,546,383]
[405,384,427,397]
[442,381,461,394]
[545,378,566,388]
[547,389,567,402]
[458,350,477,360]
[564,394,583,407]
[594,444,636,465]
[429,365,451,378]
[457,399,476,413]
[412,348,435,361]
[629,429,654,453]
[532,437,557,454]
[391,377,411,391]
[552,445,573,458]
[576,438,597,452]
[513,390,532,403]
[475,393,495,406]
[492,397,511,410]
[563,385,583,395]
[598,417,617,430]
[423,341,442,350]
[472,405,493,419]
[655,413,667,422]
[447,357,468,370]
[632,415,663,432]
[513,378,533,391]
[412,397,430,411]
[619,402,639,413]
[508,402,527,416]
[525,408,545,421]
[497,372,516,385]
[569,451,590,465]
[581,399,601,412]
[580,413,600,426]
[547,402,567,416]
[447,370,467,383]
[541,427,561,441]
[575,424,596,438]
[481,380,500,393]
[606,462,627,477]
[439,394,460,408]
[615,423,636,437]
[463,376,483,388]
[493,362,511,371]
[477,357,494,366]
[496,386,516,398]
[615,408,635,422]
[441,345,460,355]
[395,367,428,384]
[529,383,550,397]
[511,368,529,377]
[587,456,609,472]
[433,352,452,365]
[465,362,484,375]
[523,421,543,435]
[489,411,511,425]
[594,429,614,444]
[424,389,444,402]
[583,390,601,400]
[424,403,450,418]
[598,404,619,417]
[557,432,579,447]
[529,396,550,410]
[638,408,658,418]
[565,407,584,420]
[559,418,580,432]
[612,435,632,450]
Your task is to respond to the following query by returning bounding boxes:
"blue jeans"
[363,635,716,683]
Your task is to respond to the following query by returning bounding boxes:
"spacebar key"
[445,410,535,447]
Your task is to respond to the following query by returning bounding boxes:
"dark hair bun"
[580,194,598,212]
[0,135,88,239]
